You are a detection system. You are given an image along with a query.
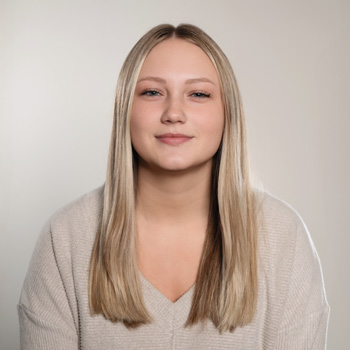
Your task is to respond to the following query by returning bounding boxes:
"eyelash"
[191,92,211,98]
[140,90,211,99]
[141,90,161,96]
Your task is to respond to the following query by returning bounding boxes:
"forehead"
[138,38,219,81]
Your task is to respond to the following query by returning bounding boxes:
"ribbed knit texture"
[18,187,329,349]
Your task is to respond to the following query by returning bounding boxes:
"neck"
[135,162,212,225]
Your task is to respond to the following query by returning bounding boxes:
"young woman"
[18,24,329,349]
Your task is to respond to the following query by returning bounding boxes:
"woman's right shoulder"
[26,186,105,284]
[44,185,105,245]
[49,186,104,228]
[18,186,106,339]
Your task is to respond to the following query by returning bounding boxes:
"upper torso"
[18,186,329,349]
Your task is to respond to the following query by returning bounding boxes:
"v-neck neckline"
[139,272,195,332]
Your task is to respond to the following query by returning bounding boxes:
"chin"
[156,159,212,174]
[158,163,192,172]
[139,155,213,173]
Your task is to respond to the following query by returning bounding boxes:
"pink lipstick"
[156,133,193,145]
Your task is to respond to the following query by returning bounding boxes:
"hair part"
[89,23,257,333]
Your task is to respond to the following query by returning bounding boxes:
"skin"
[130,38,225,302]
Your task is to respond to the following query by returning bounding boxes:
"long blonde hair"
[89,23,257,333]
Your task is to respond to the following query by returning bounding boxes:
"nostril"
[161,105,186,124]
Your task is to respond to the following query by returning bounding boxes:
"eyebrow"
[137,76,166,84]
[185,78,216,85]
[137,76,216,85]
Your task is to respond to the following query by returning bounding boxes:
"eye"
[141,89,161,97]
[191,91,211,98]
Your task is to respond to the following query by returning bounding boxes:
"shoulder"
[48,185,104,241]
[253,190,329,327]
[18,187,104,339]
[37,186,104,264]
[50,185,104,229]
[33,185,104,284]
[253,190,311,253]
[254,190,305,230]
[253,190,319,291]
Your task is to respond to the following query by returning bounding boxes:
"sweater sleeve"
[17,221,79,350]
[274,219,330,349]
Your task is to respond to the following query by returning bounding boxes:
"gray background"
[1,0,349,348]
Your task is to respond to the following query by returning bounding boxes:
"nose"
[160,95,186,124]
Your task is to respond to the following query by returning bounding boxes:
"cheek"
[202,108,225,146]
[130,102,158,139]
[211,124,224,152]
[130,105,146,140]
[129,112,155,157]
[129,114,143,151]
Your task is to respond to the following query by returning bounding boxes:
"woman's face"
[130,38,224,173]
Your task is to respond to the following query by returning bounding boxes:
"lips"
[155,133,193,145]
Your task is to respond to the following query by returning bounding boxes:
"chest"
[137,229,205,302]
[80,276,273,350]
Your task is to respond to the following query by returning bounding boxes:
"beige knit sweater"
[18,187,329,349]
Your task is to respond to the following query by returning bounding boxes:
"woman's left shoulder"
[253,190,314,252]
[253,190,329,341]
[252,190,325,298]
[254,190,306,231]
